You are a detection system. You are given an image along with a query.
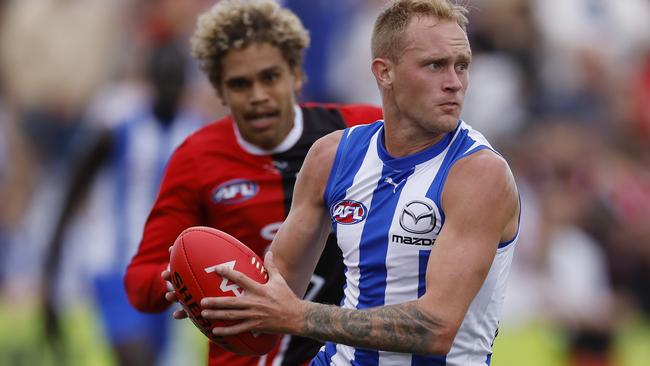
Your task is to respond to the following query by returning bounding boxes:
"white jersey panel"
[446,241,516,365]
[336,129,383,311]
[378,157,446,366]
[317,120,517,366]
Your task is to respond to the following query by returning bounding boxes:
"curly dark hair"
[190,0,310,89]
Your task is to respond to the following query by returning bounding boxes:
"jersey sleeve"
[124,139,203,313]
[337,104,383,127]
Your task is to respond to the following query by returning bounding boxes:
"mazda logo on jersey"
[212,179,259,204]
[399,200,436,234]
[331,200,368,225]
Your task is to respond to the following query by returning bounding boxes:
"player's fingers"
[161,269,171,281]
[200,296,243,309]
[212,321,255,337]
[201,308,250,321]
[214,265,258,289]
[165,291,178,303]
[173,309,188,319]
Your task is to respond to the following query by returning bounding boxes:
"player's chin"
[435,114,460,131]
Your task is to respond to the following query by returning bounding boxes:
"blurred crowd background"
[1,0,649,365]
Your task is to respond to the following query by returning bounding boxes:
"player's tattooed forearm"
[303,302,445,354]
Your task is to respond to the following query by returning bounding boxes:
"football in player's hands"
[169,226,279,355]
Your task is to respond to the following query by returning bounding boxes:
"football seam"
[180,235,206,299]
[179,236,210,333]
[192,227,257,258]
[184,227,273,353]
[190,227,267,280]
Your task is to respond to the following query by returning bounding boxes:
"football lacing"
[251,256,268,279]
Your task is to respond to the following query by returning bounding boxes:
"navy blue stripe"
[322,122,383,365]
[498,233,518,249]
[355,161,401,309]
[413,253,447,365]
[353,161,407,366]
[418,250,430,297]
[309,342,337,365]
[463,145,492,158]
[412,354,447,365]
[324,342,338,365]
[486,353,493,365]
[427,127,476,225]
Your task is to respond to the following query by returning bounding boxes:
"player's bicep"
[419,151,518,333]
[270,131,343,297]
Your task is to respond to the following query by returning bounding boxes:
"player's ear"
[215,83,228,106]
[371,57,393,89]
[291,66,304,92]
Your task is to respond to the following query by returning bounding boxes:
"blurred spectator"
[284,0,359,102]
[0,0,649,365]
[462,0,538,141]
[0,0,122,301]
[531,0,650,126]
[326,0,383,105]
[500,124,619,366]
[0,0,189,365]
[49,40,205,366]
[0,1,125,362]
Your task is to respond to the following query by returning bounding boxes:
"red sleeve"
[337,104,383,127]
[124,139,203,313]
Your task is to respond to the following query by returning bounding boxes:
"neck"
[381,104,446,158]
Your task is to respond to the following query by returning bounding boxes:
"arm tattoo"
[303,302,446,354]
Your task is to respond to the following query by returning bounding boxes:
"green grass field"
[492,318,650,366]
[1,300,649,365]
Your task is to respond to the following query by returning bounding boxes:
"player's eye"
[261,71,280,84]
[428,62,443,71]
[226,78,251,91]
[456,63,469,72]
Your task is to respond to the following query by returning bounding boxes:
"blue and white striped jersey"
[89,106,203,275]
[315,120,518,366]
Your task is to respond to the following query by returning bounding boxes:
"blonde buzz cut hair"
[190,0,310,89]
[371,0,469,61]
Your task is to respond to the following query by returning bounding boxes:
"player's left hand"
[199,251,305,336]
[162,245,189,320]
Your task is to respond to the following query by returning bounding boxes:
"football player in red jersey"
[123,1,382,365]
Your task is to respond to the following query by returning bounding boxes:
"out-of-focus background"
[1,0,649,365]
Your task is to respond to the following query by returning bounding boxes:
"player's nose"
[250,82,270,103]
[442,68,463,93]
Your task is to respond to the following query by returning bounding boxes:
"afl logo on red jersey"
[331,200,368,225]
[212,179,259,204]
